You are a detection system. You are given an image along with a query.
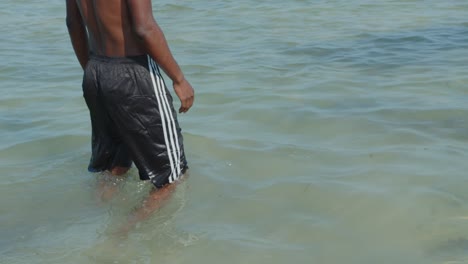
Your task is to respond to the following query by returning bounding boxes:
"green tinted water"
[1,0,468,263]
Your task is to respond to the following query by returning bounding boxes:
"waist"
[89,53,149,65]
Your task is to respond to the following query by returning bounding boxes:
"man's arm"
[66,0,89,70]
[127,0,194,113]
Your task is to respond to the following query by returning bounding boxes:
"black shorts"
[82,54,188,188]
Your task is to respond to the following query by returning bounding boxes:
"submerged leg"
[110,166,130,176]
[116,175,187,236]
[96,167,130,202]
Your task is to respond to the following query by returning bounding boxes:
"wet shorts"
[82,54,188,188]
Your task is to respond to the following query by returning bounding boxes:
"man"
[66,0,194,228]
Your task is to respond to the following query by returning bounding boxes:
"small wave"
[0,134,88,165]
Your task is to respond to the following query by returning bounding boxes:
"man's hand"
[173,78,194,113]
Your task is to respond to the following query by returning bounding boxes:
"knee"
[110,166,130,176]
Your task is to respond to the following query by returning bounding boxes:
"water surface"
[1,0,468,263]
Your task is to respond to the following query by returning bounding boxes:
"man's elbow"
[133,24,156,40]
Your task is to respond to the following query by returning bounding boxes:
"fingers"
[173,79,194,113]
[179,94,194,113]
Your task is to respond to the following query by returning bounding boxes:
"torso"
[76,0,145,57]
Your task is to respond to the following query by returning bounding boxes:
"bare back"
[76,0,144,57]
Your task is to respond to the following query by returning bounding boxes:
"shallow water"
[2,0,468,263]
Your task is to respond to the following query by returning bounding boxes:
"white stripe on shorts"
[147,55,181,183]
[150,60,182,176]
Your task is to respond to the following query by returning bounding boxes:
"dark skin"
[66,0,193,233]
[66,0,194,114]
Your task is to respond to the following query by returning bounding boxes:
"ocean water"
[1,0,468,263]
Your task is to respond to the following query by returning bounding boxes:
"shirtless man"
[66,0,194,230]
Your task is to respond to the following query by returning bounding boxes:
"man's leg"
[116,174,188,236]
[110,166,130,176]
[95,166,131,202]
[96,56,188,234]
